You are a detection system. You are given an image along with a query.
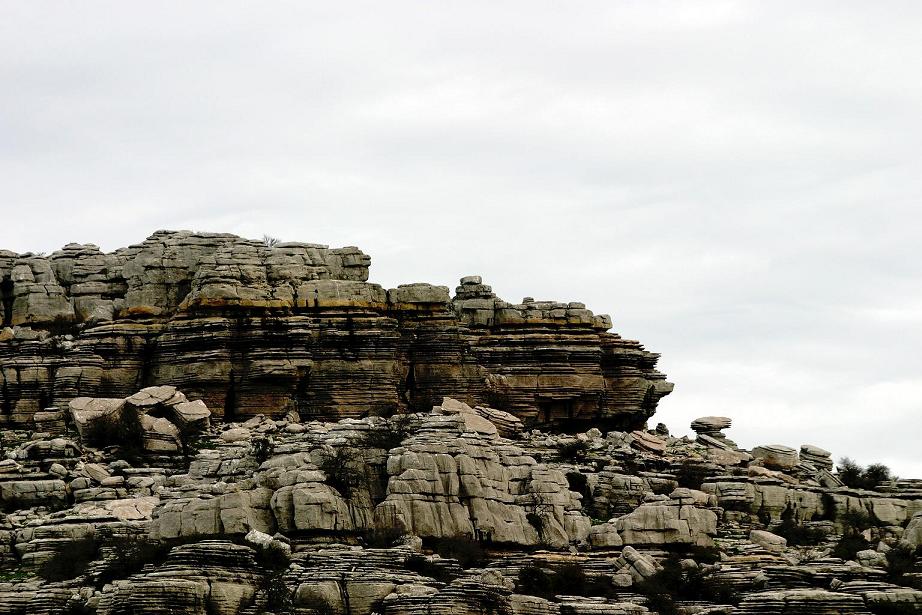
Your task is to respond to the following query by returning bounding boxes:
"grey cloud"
[1,1,920,475]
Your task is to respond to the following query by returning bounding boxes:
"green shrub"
[430,536,486,569]
[40,537,98,581]
[774,507,827,546]
[674,461,710,490]
[515,562,617,600]
[837,458,893,490]
[833,535,870,561]
[557,440,589,461]
[360,413,413,451]
[885,544,920,583]
[636,555,740,609]
[842,509,874,533]
[405,553,454,582]
[83,407,144,463]
[319,448,366,497]
[264,572,295,614]
[95,535,172,585]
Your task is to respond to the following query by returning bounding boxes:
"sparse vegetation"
[360,413,414,451]
[255,539,294,614]
[832,508,875,561]
[837,458,894,490]
[251,436,275,464]
[83,407,145,463]
[557,440,589,461]
[319,447,367,497]
[884,544,922,583]
[675,460,710,490]
[636,555,741,612]
[95,534,173,586]
[774,506,827,547]
[262,234,281,248]
[40,537,98,581]
[516,562,618,600]
[429,536,486,569]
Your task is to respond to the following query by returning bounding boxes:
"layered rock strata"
[0,231,671,430]
[0,393,920,615]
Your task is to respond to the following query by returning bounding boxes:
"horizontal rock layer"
[0,231,671,429]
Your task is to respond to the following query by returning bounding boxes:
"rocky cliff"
[0,231,920,615]
[0,230,671,430]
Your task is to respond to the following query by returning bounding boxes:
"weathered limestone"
[68,386,211,453]
[752,444,799,471]
[800,444,834,471]
[375,402,587,547]
[593,488,718,548]
[1,231,671,428]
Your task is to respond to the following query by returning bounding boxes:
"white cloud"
[1,1,920,475]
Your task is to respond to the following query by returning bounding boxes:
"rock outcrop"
[0,230,919,615]
[0,231,671,430]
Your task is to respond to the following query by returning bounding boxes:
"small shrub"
[251,436,275,464]
[83,407,144,463]
[636,555,740,609]
[262,234,281,248]
[318,448,366,498]
[837,458,893,490]
[405,554,453,582]
[842,509,874,533]
[675,461,710,490]
[95,535,172,585]
[178,423,207,463]
[516,562,617,600]
[885,544,920,582]
[774,507,827,547]
[361,413,413,451]
[833,535,870,561]
[40,537,98,581]
[365,525,405,548]
[264,572,295,614]
[430,536,486,569]
[557,440,589,461]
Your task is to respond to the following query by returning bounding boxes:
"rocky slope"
[0,231,919,615]
[0,231,671,430]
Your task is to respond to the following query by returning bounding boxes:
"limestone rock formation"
[0,231,671,431]
[0,230,920,615]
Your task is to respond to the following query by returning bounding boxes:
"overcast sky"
[2,2,920,476]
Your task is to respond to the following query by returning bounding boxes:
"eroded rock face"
[2,231,922,615]
[0,400,920,615]
[0,231,671,430]
[375,399,588,548]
